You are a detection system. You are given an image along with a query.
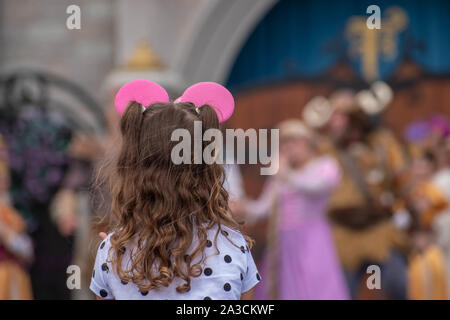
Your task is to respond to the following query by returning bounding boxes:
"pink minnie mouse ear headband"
[175,82,235,123]
[115,79,169,115]
[114,80,235,123]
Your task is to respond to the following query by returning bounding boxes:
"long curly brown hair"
[96,100,253,294]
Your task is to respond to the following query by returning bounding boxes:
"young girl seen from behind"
[90,81,259,300]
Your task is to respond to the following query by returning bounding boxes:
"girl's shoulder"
[200,224,259,295]
[100,232,114,247]
[96,232,115,260]
[216,224,243,238]
[208,224,248,249]
[200,224,253,270]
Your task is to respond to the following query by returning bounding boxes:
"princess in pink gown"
[242,120,349,300]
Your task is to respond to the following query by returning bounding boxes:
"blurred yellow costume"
[0,202,33,300]
[0,136,33,300]
[408,245,448,300]
[406,180,449,299]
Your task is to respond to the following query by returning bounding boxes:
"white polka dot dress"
[90,225,260,300]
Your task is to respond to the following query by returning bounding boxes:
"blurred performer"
[429,115,450,203]
[355,82,407,178]
[238,119,349,300]
[403,118,450,299]
[0,107,73,299]
[404,149,448,299]
[51,104,120,299]
[431,119,450,298]
[51,134,102,300]
[0,136,33,299]
[303,85,409,299]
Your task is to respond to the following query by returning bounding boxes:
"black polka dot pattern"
[101,263,109,272]
[91,226,260,299]
[204,267,213,276]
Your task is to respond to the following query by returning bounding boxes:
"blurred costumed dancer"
[51,138,101,300]
[430,116,450,298]
[303,84,410,299]
[0,107,73,299]
[0,135,33,299]
[403,117,450,299]
[240,120,349,300]
[51,106,121,300]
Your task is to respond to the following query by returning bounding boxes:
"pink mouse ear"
[115,80,169,115]
[178,82,235,123]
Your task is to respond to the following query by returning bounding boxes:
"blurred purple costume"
[251,156,349,299]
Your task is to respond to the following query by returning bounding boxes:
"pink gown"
[250,156,349,300]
